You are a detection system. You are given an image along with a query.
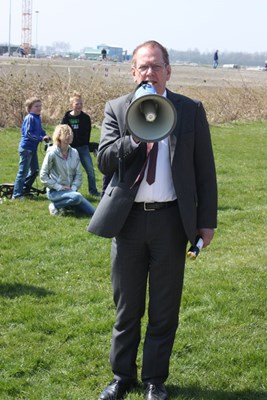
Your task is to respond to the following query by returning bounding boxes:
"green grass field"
[0,122,266,399]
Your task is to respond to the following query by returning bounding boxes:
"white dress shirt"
[130,91,177,203]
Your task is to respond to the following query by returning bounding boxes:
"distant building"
[82,47,102,60]
[0,44,36,57]
[0,45,15,55]
[97,44,124,62]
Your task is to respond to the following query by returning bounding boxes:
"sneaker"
[12,196,25,201]
[48,202,60,216]
[89,191,101,197]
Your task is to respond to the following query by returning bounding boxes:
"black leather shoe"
[98,379,134,400]
[144,383,168,400]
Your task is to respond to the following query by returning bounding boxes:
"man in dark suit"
[88,40,217,400]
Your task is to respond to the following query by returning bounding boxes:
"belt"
[132,200,177,211]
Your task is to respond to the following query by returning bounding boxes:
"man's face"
[131,46,171,95]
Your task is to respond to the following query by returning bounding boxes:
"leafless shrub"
[0,59,266,128]
[179,85,267,124]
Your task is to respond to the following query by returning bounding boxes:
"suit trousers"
[110,202,187,384]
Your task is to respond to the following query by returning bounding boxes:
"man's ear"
[166,64,172,81]
[131,67,137,82]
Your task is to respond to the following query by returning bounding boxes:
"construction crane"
[21,0,32,56]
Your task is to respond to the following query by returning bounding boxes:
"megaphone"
[126,83,177,142]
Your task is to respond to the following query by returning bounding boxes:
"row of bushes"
[0,60,266,128]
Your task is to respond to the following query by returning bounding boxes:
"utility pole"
[8,0,12,56]
[35,10,39,57]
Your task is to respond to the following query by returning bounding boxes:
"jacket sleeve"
[23,115,41,142]
[40,124,46,140]
[86,113,92,143]
[40,151,63,191]
[97,98,145,176]
[61,113,68,124]
[194,102,217,228]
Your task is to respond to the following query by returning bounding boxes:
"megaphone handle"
[187,235,204,259]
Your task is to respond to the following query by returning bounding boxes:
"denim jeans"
[48,189,95,216]
[76,145,98,195]
[12,147,39,198]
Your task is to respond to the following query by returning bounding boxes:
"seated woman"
[40,124,95,217]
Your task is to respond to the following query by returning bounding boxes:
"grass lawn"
[0,122,266,399]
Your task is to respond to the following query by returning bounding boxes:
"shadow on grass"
[167,384,267,400]
[218,205,243,211]
[130,384,266,400]
[0,283,54,298]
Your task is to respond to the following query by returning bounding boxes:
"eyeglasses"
[135,63,166,73]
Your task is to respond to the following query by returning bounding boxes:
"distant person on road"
[213,49,219,69]
[101,48,107,60]
[12,97,50,200]
[61,92,100,197]
[40,124,95,217]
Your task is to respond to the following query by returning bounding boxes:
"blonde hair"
[25,97,42,112]
[53,124,73,146]
[69,91,82,105]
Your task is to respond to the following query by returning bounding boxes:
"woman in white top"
[40,124,95,216]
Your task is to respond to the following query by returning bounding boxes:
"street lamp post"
[8,0,12,56]
[35,10,39,58]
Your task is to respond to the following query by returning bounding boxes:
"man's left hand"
[197,228,215,247]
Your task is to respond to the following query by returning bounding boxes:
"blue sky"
[1,0,267,54]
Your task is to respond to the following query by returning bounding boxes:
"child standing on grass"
[61,92,100,197]
[12,97,50,199]
[40,124,95,217]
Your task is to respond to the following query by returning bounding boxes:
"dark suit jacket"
[88,89,217,244]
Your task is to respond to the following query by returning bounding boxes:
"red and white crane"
[21,0,32,56]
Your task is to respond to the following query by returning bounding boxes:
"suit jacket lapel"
[167,90,183,163]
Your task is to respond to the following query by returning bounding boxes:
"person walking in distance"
[213,49,219,68]
[61,92,100,197]
[88,40,217,400]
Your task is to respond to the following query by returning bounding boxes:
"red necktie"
[131,142,158,188]
[146,142,158,185]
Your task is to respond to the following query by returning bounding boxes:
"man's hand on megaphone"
[132,135,141,144]
[126,82,177,143]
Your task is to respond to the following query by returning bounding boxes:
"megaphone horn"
[140,99,158,122]
[126,83,177,142]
